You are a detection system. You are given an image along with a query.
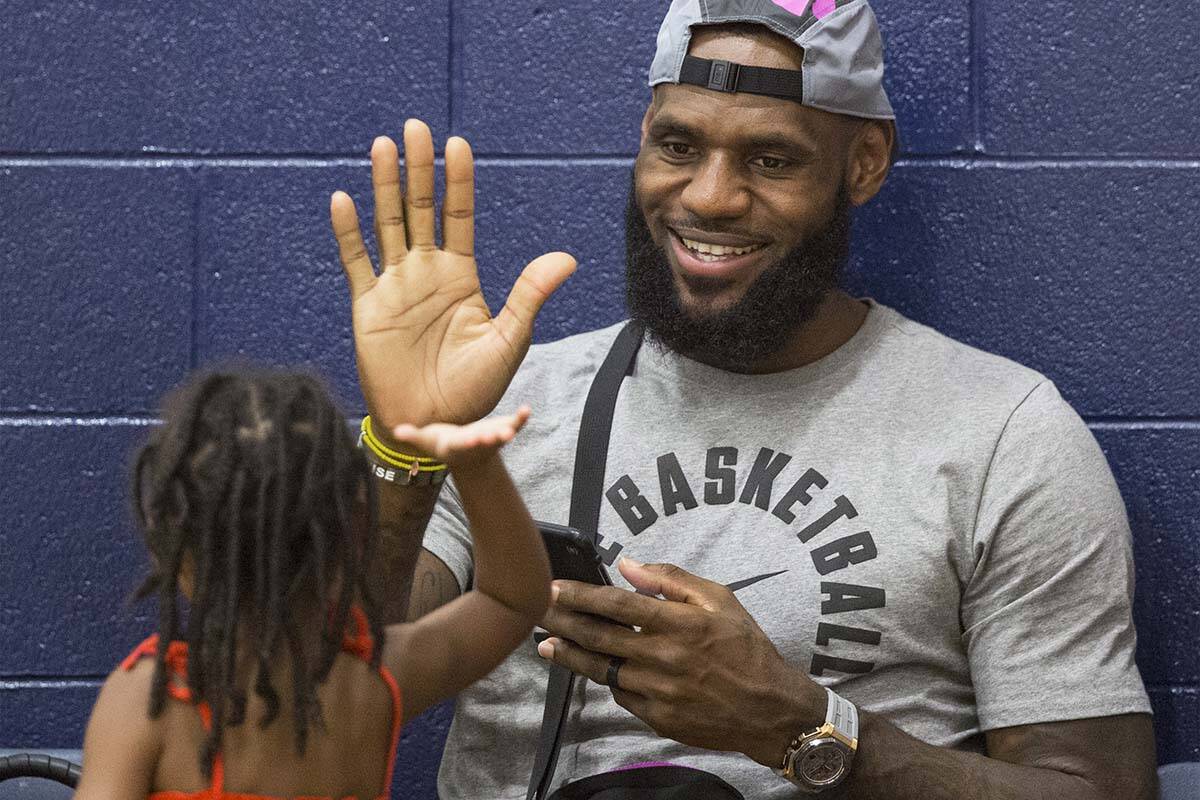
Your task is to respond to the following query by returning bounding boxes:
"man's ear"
[846,119,895,206]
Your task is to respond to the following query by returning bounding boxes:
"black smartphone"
[537,521,614,586]
[535,522,626,643]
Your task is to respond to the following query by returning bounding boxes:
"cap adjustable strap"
[678,55,805,102]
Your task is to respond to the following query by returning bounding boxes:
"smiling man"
[329,0,1157,797]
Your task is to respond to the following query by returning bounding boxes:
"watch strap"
[776,688,859,789]
[825,688,858,746]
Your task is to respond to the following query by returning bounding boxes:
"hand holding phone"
[537,521,614,586]
[535,522,631,642]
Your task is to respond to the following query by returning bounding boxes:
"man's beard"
[624,174,852,369]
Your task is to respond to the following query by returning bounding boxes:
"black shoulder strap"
[568,321,645,537]
[527,321,644,800]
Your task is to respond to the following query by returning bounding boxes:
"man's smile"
[668,228,771,282]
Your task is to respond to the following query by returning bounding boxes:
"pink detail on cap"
[771,0,813,14]
[770,0,836,17]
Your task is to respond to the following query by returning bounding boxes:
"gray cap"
[649,0,895,121]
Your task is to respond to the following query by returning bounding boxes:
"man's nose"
[679,154,751,221]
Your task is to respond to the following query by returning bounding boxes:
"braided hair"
[131,369,384,776]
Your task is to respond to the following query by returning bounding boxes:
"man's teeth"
[680,237,761,259]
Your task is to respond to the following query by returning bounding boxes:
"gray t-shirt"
[423,300,1150,799]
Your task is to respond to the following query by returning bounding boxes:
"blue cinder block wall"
[1,0,1197,794]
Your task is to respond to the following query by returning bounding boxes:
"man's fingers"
[442,136,475,257]
[495,251,577,345]
[551,579,676,631]
[330,191,376,300]
[371,135,408,267]
[536,637,656,698]
[618,559,731,611]
[403,119,437,251]
[540,606,649,663]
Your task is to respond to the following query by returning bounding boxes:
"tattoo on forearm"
[410,564,459,619]
[369,482,441,624]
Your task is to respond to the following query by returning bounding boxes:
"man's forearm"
[820,711,1155,800]
[833,713,1080,799]
[368,477,441,624]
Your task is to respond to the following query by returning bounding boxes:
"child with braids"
[74,369,551,800]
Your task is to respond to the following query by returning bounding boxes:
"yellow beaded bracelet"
[359,417,448,475]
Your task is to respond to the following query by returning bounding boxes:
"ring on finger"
[606,656,625,691]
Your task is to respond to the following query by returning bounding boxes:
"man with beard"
[329,1,1157,797]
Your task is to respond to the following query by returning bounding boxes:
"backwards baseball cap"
[649,0,895,121]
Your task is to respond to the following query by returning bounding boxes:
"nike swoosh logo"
[725,570,789,593]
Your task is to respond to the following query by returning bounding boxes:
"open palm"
[330,120,575,434]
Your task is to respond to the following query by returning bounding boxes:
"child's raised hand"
[390,406,531,470]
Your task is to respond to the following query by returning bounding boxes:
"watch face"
[799,742,846,785]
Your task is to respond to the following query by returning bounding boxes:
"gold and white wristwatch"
[776,688,859,793]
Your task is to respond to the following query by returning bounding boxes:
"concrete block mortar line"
[0,678,105,690]
[897,155,1200,169]
[0,154,637,167]
[0,155,374,169]
[1086,418,1200,431]
[0,415,159,427]
[1146,684,1200,695]
[969,0,985,154]
[3,154,1200,170]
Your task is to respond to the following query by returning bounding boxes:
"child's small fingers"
[447,428,482,449]
[392,425,436,454]
[440,431,463,454]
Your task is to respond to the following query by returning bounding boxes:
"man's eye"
[755,156,790,170]
[661,142,694,158]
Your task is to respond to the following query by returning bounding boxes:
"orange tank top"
[120,608,402,800]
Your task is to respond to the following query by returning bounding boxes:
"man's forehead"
[648,83,825,150]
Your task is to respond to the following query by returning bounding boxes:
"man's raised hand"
[330,119,576,432]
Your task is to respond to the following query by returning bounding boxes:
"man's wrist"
[748,667,829,768]
[359,416,449,485]
[773,687,860,794]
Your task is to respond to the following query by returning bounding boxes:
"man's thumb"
[495,251,576,343]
